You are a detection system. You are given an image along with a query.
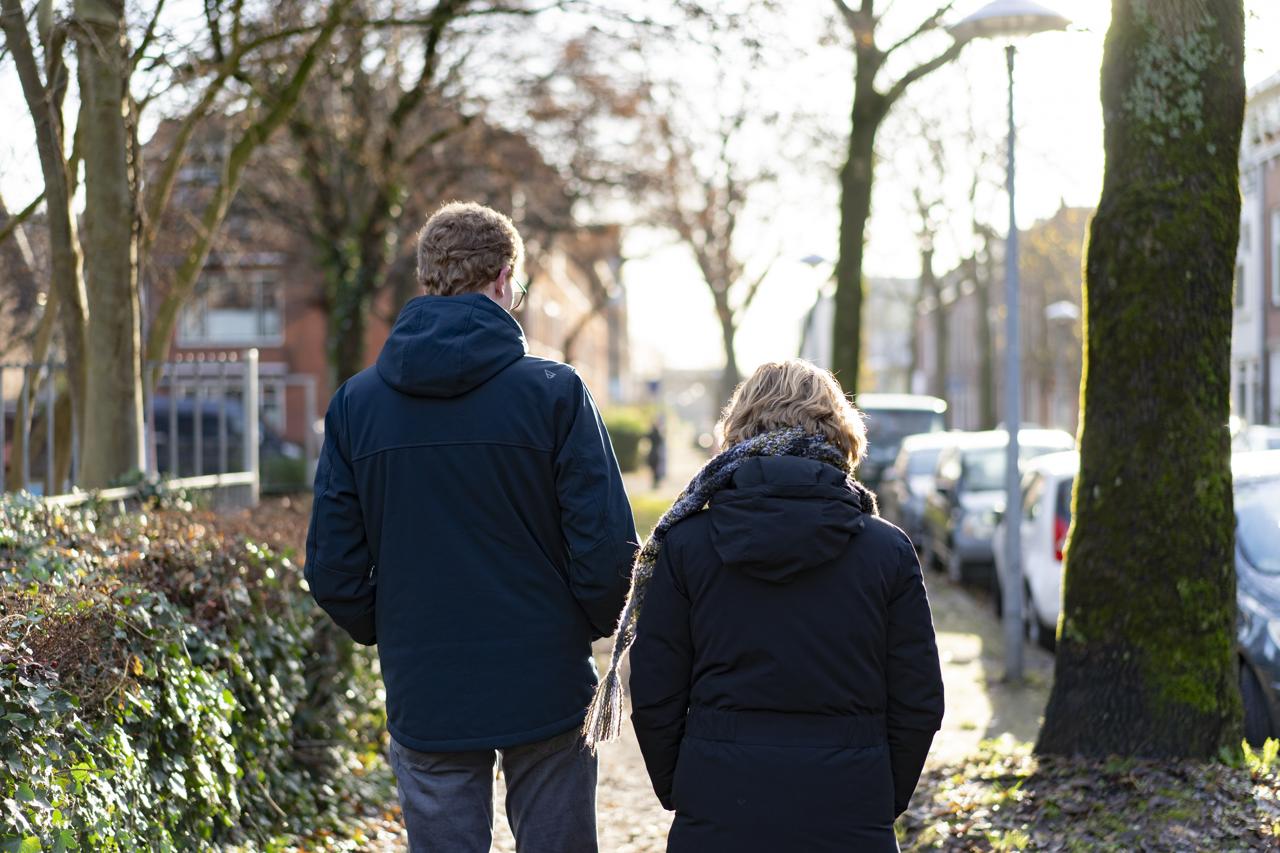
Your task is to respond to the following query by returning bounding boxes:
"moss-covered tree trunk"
[1037,0,1244,759]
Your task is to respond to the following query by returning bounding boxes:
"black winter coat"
[629,456,944,852]
[305,293,637,752]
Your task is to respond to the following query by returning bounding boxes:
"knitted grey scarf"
[582,426,878,749]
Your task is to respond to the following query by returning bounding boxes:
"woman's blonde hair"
[718,359,867,466]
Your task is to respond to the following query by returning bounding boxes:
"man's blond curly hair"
[719,359,868,466]
[416,201,524,296]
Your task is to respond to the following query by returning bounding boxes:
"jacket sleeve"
[553,372,639,639]
[885,537,945,817]
[628,543,691,811]
[305,388,377,646]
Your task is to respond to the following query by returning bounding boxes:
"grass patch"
[630,493,673,537]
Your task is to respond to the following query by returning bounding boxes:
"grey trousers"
[388,727,599,852]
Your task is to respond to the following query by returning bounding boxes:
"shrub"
[602,408,651,473]
[0,494,385,850]
[261,453,310,495]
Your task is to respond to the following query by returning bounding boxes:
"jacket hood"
[709,456,870,583]
[376,293,528,398]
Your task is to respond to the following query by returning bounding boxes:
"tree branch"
[145,0,357,366]
[0,191,45,245]
[733,252,778,322]
[884,1,957,57]
[883,36,968,107]
[832,0,874,43]
[131,0,168,69]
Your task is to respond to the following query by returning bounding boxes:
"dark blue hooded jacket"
[305,292,638,752]
[629,456,944,852]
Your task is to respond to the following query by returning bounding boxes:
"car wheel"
[1242,663,1274,747]
[1020,583,1056,653]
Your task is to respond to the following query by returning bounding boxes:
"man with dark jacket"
[305,201,637,852]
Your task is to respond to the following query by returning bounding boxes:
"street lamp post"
[950,0,1070,681]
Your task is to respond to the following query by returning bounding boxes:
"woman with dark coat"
[584,359,944,852]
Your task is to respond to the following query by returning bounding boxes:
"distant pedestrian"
[585,358,945,852]
[647,417,668,490]
[306,201,637,852]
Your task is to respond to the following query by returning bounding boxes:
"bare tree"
[830,0,972,393]
[3,0,357,486]
[1,0,89,485]
[646,94,779,406]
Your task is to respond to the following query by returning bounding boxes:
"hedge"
[602,408,651,474]
[0,493,385,850]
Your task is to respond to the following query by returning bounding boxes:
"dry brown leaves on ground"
[898,736,1280,852]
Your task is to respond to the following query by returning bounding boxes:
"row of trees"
[0,0,1253,763]
[0,0,979,488]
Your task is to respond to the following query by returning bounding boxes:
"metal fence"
[1,348,318,505]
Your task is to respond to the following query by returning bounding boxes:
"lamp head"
[949,0,1071,42]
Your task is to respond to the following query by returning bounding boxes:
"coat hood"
[709,456,870,583]
[376,293,528,398]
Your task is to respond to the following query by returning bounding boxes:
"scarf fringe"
[582,666,624,751]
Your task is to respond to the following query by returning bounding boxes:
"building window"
[179,268,282,344]
[1235,262,1246,309]
[1271,210,1280,307]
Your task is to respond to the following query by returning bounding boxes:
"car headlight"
[960,510,997,539]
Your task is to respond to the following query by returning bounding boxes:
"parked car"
[991,451,1078,651]
[987,449,1280,746]
[1233,450,1280,745]
[921,428,1075,585]
[855,393,947,491]
[880,431,964,548]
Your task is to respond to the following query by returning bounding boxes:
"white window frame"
[178,268,284,347]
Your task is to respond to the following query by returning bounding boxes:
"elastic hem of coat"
[388,709,587,753]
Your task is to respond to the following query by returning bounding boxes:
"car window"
[1023,473,1044,520]
[1021,442,1071,461]
[962,448,1006,491]
[1237,478,1280,574]
[864,409,946,446]
[908,447,942,476]
[1056,477,1074,522]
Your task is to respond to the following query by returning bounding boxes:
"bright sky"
[623,0,1280,376]
[3,1,1279,377]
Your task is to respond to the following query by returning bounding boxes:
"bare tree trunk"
[562,259,616,365]
[833,93,881,394]
[831,3,969,393]
[76,0,145,487]
[1,0,90,465]
[973,252,997,430]
[1037,0,1244,758]
[714,293,741,409]
[918,251,948,402]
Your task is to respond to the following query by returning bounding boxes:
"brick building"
[145,117,632,451]
[912,205,1090,434]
